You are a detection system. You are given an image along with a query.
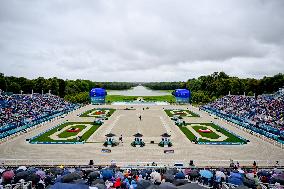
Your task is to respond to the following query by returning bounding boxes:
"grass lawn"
[179,126,196,141]
[106,95,137,102]
[191,125,220,139]
[80,108,115,117]
[57,125,87,138]
[106,95,175,103]
[142,95,175,102]
[164,109,200,117]
[30,122,100,143]
[178,123,246,143]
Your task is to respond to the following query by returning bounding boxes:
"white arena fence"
[200,108,284,150]
[221,117,284,149]
[0,159,283,167]
[0,107,81,145]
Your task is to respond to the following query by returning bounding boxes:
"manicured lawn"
[191,125,220,139]
[30,122,100,143]
[177,123,246,144]
[164,109,200,117]
[197,123,246,143]
[106,95,137,102]
[57,125,87,138]
[80,108,115,117]
[106,95,175,103]
[178,126,196,141]
[142,95,175,102]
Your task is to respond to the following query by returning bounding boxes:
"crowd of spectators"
[0,163,283,189]
[203,89,284,134]
[0,91,78,135]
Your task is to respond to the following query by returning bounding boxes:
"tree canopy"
[1,72,283,104]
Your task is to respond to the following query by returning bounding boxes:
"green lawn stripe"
[164,110,199,117]
[186,123,246,143]
[30,122,100,142]
[106,95,175,103]
[176,122,246,143]
[178,126,196,141]
[191,125,220,139]
[79,108,115,117]
[57,125,87,138]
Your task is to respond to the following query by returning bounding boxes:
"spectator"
[202,89,284,139]
[0,93,79,139]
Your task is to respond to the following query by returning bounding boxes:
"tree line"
[143,82,186,90]
[145,72,284,104]
[1,72,283,104]
[0,73,137,98]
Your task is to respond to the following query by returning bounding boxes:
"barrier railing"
[0,106,81,144]
[0,159,283,167]
[201,107,284,149]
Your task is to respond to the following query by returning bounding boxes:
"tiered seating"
[202,88,284,141]
[0,92,79,139]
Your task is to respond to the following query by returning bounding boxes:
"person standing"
[119,134,123,146]
[139,115,142,121]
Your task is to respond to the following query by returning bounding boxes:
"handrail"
[0,159,283,167]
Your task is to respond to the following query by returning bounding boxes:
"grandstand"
[202,88,284,143]
[0,91,80,140]
[0,91,284,188]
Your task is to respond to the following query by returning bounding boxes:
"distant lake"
[108,86,171,96]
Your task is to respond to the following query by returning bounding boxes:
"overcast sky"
[0,0,284,81]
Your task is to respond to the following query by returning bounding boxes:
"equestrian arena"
[1,104,284,167]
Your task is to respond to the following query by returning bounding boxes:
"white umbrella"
[150,171,161,183]
[246,173,254,180]
[216,171,226,179]
[17,166,27,171]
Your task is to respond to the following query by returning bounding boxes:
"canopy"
[175,171,185,179]
[105,133,116,137]
[161,133,171,137]
[228,172,243,185]
[2,170,15,181]
[200,170,213,179]
[101,169,114,180]
[90,88,107,97]
[172,89,190,98]
[133,133,143,137]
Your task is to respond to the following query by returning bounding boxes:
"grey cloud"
[0,0,284,81]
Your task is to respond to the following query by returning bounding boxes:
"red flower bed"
[175,112,185,115]
[67,128,80,132]
[198,129,212,133]
[94,111,104,115]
